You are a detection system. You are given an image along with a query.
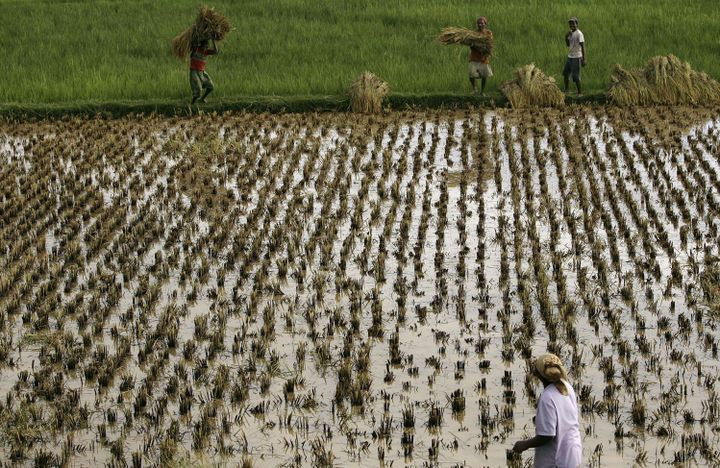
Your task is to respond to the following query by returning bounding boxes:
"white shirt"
[534,381,582,468]
[567,30,585,59]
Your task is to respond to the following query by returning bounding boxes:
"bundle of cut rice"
[172,6,231,59]
[501,64,565,108]
[609,54,720,106]
[171,28,195,60]
[437,27,493,56]
[607,64,650,106]
[348,72,390,114]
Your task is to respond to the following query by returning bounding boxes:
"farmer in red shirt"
[190,39,218,104]
[469,16,493,95]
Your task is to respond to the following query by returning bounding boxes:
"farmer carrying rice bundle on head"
[437,17,494,95]
[511,354,582,467]
[172,6,231,104]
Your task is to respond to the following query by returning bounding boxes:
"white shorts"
[469,62,493,79]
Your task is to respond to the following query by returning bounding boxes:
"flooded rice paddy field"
[1,106,720,467]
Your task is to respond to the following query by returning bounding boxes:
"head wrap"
[568,16,578,24]
[534,354,569,395]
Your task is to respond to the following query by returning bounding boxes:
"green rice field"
[0,0,718,105]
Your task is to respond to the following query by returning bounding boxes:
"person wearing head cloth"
[511,354,583,467]
[563,16,586,95]
[468,16,494,95]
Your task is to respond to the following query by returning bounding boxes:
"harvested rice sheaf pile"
[501,64,564,108]
[609,54,720,106]
[172,6,231,59]
[348,72,389,114]
[437,27,493,56]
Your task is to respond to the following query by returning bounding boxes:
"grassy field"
[0,0,718,105]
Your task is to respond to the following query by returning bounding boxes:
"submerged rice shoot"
[172,6,231,59]
[701,265,720,315]
[501,64,564,108]
[608,54,720,106]
[437,27,493,57]
[348,72,389,114]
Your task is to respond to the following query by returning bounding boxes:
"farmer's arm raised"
[208,39,218,55]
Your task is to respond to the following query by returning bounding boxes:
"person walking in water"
[511,354,583,467]
[562,16,585,95]
[190,38,218,104]
[468,16,493,95]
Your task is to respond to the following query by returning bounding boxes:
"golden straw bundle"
[194,6,230,41]
[171,28,195,60]
[348,72,389,114]
[609,54,720,106]
[172,6,231,59]
[437,27,493,56]
[501,64,565,108]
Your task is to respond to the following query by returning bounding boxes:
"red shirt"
[469,30,493,64]
[190,47,217,71]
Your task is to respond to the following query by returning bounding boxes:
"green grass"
[0,0,718,105]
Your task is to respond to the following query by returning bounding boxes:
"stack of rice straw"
[609,54,720,106]
[348,72,389,114]
[501,64,565,108]
[437,27,493,56]
[172,6,231,59]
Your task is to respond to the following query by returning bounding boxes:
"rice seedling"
[427,402,444,430]
[449,389,466,415]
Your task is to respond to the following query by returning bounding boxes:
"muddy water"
[0,108,719,467]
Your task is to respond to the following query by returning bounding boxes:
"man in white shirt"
[511,354,583,467]
[563,17,586,95]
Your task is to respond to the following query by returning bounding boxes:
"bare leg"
[470,77,477,94]
[480,78,487,95]
[575,80,582,95]
[564,76,570,92]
